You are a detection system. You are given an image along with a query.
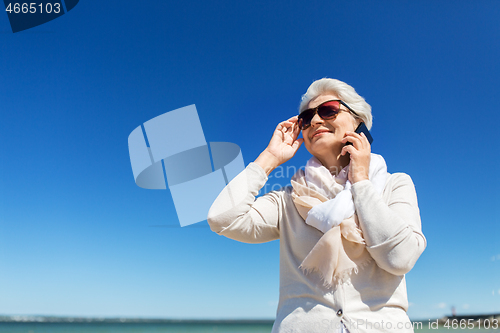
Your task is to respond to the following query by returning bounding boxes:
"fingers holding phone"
[341,123,372,184]
[345,122,373,146]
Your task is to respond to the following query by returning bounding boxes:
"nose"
[310,112,324,126]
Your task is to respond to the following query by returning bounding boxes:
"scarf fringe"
[299,257,374,288]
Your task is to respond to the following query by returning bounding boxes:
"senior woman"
[208,78,426,333]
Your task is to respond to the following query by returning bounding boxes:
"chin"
[312,136,338,146]
[309,140,340,156]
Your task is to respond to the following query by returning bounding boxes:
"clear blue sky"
[0,0,499,321]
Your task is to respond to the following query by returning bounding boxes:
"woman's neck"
[316,153,351,176]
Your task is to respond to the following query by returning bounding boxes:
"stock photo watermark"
[260,163,363,194]
[128,105,245,227]
[307,319,421,332]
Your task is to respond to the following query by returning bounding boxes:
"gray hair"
[298,78,373,130]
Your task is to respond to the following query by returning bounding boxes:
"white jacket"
[208,163,426,333]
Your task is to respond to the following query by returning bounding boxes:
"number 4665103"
[5,3,61,14]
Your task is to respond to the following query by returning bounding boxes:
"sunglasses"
[297,100,358,130]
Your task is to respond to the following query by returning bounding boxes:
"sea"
[0,322,499,333]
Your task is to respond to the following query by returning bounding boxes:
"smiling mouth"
[312,130,331,138]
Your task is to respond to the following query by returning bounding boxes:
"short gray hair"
[299,78,373,130]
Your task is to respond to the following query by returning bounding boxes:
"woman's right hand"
[255,116,304,175]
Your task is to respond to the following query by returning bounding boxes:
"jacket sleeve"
[351,173,426,275]
[207,162,281,243]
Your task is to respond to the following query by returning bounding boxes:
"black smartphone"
[345,122,373,145]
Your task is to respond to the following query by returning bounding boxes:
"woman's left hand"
[340,131,371,184]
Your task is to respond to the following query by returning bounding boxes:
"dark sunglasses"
[297,100,359,130]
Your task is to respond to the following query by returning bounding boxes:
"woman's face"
[302,94,358,161]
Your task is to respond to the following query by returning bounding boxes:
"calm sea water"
[0,323,272,333]
[0,322,498,333]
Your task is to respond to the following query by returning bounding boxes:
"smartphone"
[345,122,373,145]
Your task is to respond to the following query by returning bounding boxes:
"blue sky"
[0,0,499,321]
